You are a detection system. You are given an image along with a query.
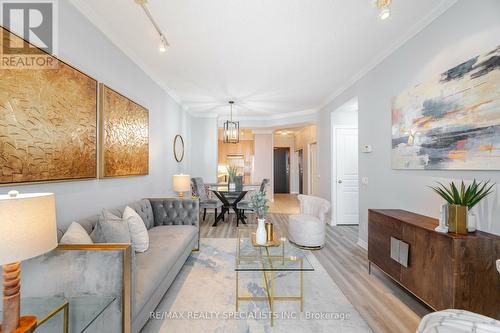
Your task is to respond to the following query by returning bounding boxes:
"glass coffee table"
[235,227,314,326]
[0,296,115,333]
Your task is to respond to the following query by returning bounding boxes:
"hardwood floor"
[269,193,300,214]
[199,194,430,333]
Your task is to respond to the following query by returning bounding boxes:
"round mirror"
[173,135,184,162]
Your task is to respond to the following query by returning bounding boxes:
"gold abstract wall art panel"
[0,27,97,184]
[99,84,149,178]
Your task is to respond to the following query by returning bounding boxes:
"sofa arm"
[19,244,132,333]
[148,198,199,227]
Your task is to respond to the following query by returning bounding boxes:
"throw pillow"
[60,222,93,244]
[91,210,131,244]
[123,206,149,252]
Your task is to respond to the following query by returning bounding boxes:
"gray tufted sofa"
[18,198,199,333]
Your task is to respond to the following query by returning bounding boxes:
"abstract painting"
[99,84,149,178]
[0,27,97,184]
[392,45,500,170]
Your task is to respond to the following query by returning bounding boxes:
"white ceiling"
[71,0,456,119]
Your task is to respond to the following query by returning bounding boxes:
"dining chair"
[191,177,222,221]
[236,178,269,226]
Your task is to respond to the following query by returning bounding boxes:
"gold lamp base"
[1,263,37,333]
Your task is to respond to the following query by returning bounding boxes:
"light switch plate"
[362,177,369,185]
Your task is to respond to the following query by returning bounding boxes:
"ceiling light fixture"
[376,0,392,20]
[135,0,170,52]
[223,101,239,144]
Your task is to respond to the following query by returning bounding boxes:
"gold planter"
[447,205,468,235]
[266,223,274,242]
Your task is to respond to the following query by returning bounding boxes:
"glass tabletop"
[236,227,314,272]
[208,184,259,193]
[0,296,116,333]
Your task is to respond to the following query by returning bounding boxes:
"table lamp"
[172,174,191,198]
[0,191,57,333]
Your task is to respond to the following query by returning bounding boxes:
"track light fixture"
[135,0,170,52]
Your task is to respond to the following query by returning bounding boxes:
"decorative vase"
[467,211,477,233]
[447,204,468,235]
[256,218,267,245]
[435,204,449,233]
[266,223,274,242]
[229,182,236,191]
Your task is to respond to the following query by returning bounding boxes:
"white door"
[309,143,318,195]
[335,128,359,225]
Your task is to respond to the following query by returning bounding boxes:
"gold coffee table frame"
[235,229,309,327]
[37,299,69,333]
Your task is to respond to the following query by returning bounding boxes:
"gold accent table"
[0,296,115,332]
[236,228,314,327]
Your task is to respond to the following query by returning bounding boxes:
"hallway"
[269,193,300,214]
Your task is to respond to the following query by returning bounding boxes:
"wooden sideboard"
[368,209,500,319]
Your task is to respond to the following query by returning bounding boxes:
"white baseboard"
[357,238,368,250]
[290,191,299,194]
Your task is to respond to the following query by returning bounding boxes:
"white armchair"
[288,195,331,249]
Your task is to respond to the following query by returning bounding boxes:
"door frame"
[331,123,358,226]
[273,147,291,194]
[307,142,318,195]
[295,148,304,194]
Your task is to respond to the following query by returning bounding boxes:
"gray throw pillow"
[91,209,131,244]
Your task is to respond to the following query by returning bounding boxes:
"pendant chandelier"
[223,101,239,144]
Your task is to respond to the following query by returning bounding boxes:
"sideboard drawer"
[368,210,402,281]
[400,223,454,310]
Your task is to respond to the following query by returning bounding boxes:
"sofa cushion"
[91,210,131,243]
[134,225,197,313]
[60,222,93,244]
[123,206,149,253]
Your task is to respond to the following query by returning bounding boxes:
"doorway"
[274,147,290,193]
[296,149,304,194]
[309,143,318,196]
[331,97,359,225]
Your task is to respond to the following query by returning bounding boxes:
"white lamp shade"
[0,192,57,265]
[172,174,191,193]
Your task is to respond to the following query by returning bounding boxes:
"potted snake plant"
[430,179,494,235]
[227,165,238,191]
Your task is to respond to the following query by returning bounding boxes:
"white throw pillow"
[123,206,149,252]
[60,222,93,244]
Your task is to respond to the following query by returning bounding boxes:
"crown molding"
[190,108,318,121]
[69,0,185,108]
[71,0,457,119]
[318,0,458,110]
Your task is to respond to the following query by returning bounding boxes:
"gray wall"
[3,1,189,229]
[189,116,218,183]
[316,0,500,245]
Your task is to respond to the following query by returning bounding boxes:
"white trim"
[191,108,318,121]
[357,238,368,250]
[307,142,318,196]
[318,0,458,110]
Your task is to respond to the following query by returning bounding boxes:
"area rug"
[141,238,372,333]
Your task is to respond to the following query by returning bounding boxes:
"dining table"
[207,183,260,227]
